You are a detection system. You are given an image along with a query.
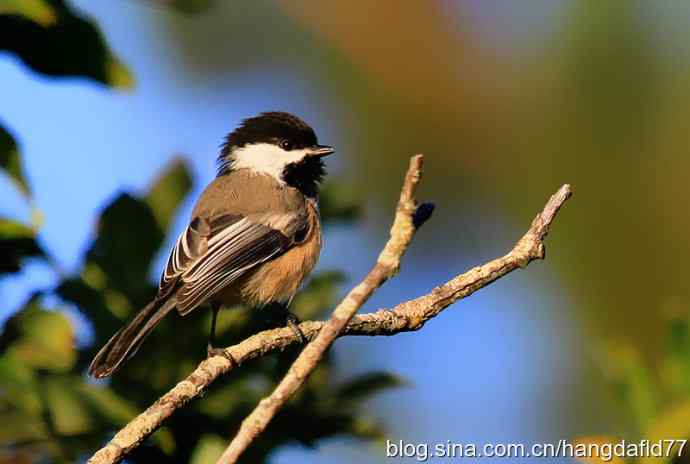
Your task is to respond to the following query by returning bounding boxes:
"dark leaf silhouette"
[0,0,57,26]
[0,218,43,275]
[337,371,407,404]
[0,124,29,197]
[0,0,133,88]
[85,193,164,301]
[320,180,363,223]
[145,157,193,231]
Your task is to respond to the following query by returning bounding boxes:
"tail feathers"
[89,297,177,378]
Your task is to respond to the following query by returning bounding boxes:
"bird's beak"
[307,145,335,157]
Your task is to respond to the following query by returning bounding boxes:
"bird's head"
[218,112,334,197]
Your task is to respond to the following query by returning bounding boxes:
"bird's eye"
[280,139,292,150]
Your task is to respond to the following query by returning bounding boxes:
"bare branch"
[87,159,572,464]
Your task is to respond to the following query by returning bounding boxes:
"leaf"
[0,124,30,197]
[145,157,193,231]
[43,376,94,436]
[0,0,134,89]
[0,217,34,238]
[0,219,43,274]
[598,342,658,431]
[292,270,346,320]
[0,409,50,447]
[0,0,57,26]
[78,383,176,453]
[78,384,139,424]
[0,355,43,416]
[105,55,134,89]
[84,157,192,300]
[195,379,260,419]
[662,314,690,395]
[169,0,216,14]
[190,434,226,464]
[337,371,406,404]
[319,180,362,224]
[1,298,76,372]
[55,276,123,349]
[639,401,690,464]
[267,401,384,449]
[86,193,163,299]
[571,436,625,464]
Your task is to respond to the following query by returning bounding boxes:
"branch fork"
[87,155,572,464]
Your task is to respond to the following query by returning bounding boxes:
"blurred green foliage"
[0,0,56,27]
[0,0,133,88]
[169,0,215,15]
[0,218,43,275]
[582,312,690,463]
[0,124,29,197]
[0,4,399,462]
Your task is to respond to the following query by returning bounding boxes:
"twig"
[216,155,427,463]
[87,161,572,464]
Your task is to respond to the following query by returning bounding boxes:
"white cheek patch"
[231,143,309,182]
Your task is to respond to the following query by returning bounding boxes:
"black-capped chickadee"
[89,112,334,378]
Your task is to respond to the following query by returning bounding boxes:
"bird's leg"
[207,302,220,352]
[283,296,306,344]
[206,302,235,365]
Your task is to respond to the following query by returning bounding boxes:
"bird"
[88,112,334,378]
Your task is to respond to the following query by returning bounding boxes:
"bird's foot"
[206,343,236,366]
[285,312,307,344]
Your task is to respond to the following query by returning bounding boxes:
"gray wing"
[158,211,303,315]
